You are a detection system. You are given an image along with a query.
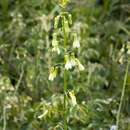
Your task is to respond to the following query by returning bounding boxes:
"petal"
[73,41,80,48]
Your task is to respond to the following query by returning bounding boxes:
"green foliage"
[0,0,130,130]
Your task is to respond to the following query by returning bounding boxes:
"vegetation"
[0,0,130,130]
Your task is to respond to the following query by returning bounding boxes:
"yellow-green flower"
[49,67,57,81]
[75,58,85,71]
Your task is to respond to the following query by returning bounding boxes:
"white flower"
[75,58,85,71]
[110,125,117,130]
[65,60,73,70]
[52,45,60,54]
[65,55,76,70]
[48,67,57,81]
[73,33,80,48]
[73,39,80,48]
[65,58,75,70]
[65,55,84,71]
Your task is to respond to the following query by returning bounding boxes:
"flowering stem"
[63,16,68,130]
[116,61,130,130]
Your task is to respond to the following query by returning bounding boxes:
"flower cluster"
[48,2,84,81]
[65,54,84,71]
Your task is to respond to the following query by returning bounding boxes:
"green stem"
[3,101,6,130]
[14,66,24,95]
[116,61,130,130]
[63,16,68,130]
[64,70,67,130]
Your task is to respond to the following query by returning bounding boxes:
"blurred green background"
[0,0,130,130]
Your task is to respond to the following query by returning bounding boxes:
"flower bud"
[68,14,72,25]
[64,18,70,34]
[59,0,69,8]
[54,16,60,29]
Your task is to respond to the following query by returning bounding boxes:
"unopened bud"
[54,16,60,29]
[68,14,72,25]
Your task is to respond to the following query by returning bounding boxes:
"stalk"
[116,61,130,130]
[3,101,6,130]
[63,69,67,130]
[63,17,68,130]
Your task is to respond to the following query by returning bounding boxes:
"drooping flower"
[75,58,85,71]
[49,67,57,81]
[65,55,73,70]
[65,54,76,70]
[52,45,60,55]
[65,60,72,70]
[64,54,84,71]
[78,62,85,71]
[73,33,80,48]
